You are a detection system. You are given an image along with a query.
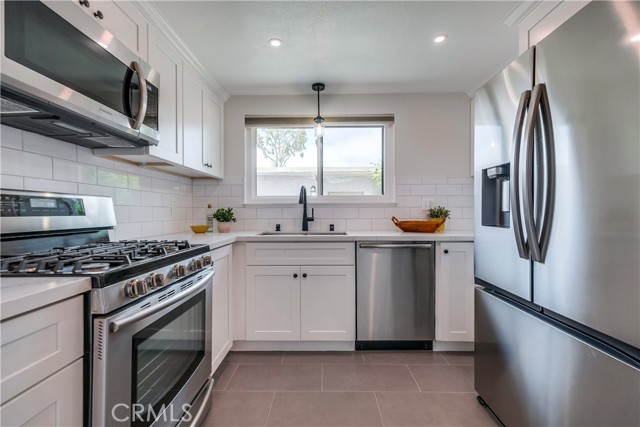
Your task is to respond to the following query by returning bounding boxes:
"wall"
[0,125,193,240]
[224,93,472,177]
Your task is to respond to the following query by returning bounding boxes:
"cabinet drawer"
[246,243,355,266]
[0,358,83,427]
[1,296,84,404]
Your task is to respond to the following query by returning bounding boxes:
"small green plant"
[427,205,451,219]
[213,207,236,223]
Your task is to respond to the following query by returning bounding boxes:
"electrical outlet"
[422,199,433,210]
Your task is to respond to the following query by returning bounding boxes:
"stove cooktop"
[0,240,210,288]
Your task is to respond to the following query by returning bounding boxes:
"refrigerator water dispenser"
[482,163,510,228]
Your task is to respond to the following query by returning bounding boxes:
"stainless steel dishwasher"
[356,241,435,350]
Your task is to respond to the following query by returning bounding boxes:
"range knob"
[134,279,148,296]
[124,281,139,298]
[202,255,212,266]
[191,258,204,270]
[172,264,187,278]
[147,273,166,289]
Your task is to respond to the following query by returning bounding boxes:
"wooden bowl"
[391,216,445,233]
[190,225,209,233]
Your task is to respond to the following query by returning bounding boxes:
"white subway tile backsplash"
[396,196,421,208]
[130,206,152,222]
[333,207,359,218]
[24,177,78,194]
[269,219,295,232]
[243,219,270,231]
[114,188,141,206]
[192,185,205,197]
[410,208,428,218]
[206,183,231,197]
[234,207,257,219]
[142,221,163,237]
[346,218,372,231]
[141,191,163,207]
[171,208,188,221]
[281,207,301,218]
[463,207,475,218]
[319,218,346,232]
[218,196,243,208]
[396,185,411,196]
[358,208,386,218]
[163,220,187,235]
[313,207,333,219]
[231,185,243,197]
[447,177,473,185]
[114,206,130,223]
[53,159,97,184]
[436,184,462,196]
[256,208,282,219]
[463,184,473,196]
[447,195,474,208]
[410,184,436,196]
[1,126,23,149]
[115,222,142,240]
[1,174,24,189]
[421,177,449,184]
[385,207,412,219]
[23,132,77,161]
[1,147,52,179]
[396,177,422,185]
[371,218,398,231]
[77,184,115,198]
[98,169,129,188]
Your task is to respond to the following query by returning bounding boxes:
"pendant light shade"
[312,83,325,137]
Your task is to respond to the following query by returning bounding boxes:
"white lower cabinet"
[0,359,83,427]
[244,243,355,342]
[246,266,301,341]
[435,242,475,342]
[0,295,84,426]
[211,245,233,371]
[300,266,355,341]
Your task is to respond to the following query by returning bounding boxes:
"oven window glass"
[132,290,205,427]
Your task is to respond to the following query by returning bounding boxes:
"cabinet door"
[203,91,223,178]
[435,242,475,342]
[147,28,182,164]
[182,69,205,172]
[246,266,300,341]
[300,266,355,341]
[0,359,83,427]
[211,247,232,371]
[73,0,148,60]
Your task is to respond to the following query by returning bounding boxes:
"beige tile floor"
[200,351,499,427]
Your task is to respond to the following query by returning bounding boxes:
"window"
[245,117,394,204]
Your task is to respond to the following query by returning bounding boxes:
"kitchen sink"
[259,231,348,236]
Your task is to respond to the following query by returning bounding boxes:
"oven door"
[93,268,213,427]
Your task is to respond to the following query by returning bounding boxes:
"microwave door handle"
[109,268,214,333]
[536,83,556,262]
[130,61,148,130]
[522,84,543,262]
[510,90,531,259]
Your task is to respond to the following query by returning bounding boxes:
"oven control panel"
[120,254,213,300]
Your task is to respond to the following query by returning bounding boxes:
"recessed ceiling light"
[268,38,282,47]
[433,34,448,44]
[631,33,640,42]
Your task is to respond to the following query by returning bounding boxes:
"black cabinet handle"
[79,0,90,7]
[302,273,307,278]
[94,10,104,19]
[293,273,298,278]
[444,249,449,254]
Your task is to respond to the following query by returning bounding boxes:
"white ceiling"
[150,1,521,96]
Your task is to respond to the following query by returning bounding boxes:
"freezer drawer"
[475,288,640,426]
[356,242,435,346]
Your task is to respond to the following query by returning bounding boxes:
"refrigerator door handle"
[536,83,556,262]
[510,90,531,259]
[523,83,555,262]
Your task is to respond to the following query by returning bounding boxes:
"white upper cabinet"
[183,66,224,178]
[72,0,148,60]
[146,28,183,164]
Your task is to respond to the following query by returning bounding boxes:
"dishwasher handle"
[358,243,433,249]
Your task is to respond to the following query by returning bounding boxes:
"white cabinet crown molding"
[131,0,230,102]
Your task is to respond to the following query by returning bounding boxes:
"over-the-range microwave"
[0,1,160,149]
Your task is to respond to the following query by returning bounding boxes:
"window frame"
[244,120,395,205]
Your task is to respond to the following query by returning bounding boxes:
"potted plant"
[427,205,451,232]
[213,207,236,233]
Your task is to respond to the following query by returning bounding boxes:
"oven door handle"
[109,268,214,333]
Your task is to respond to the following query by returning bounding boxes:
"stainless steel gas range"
[0,190,214,427]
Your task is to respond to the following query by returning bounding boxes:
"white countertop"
[156,229,474,250]
[0,276,91,321]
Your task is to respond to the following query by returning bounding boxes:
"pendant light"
[312,82,325,137]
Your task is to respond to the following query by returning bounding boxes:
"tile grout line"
[222,364,240,391]
[406,364,423,392]
[264,391,277,427]
[373,391,386,427]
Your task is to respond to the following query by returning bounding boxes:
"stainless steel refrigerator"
[473,2,640,425]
